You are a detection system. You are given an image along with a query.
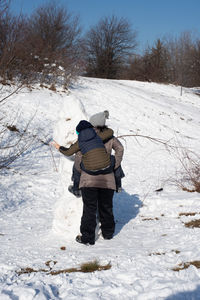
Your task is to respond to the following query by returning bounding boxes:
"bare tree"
[123,54,146,81]
[126,39,169,83]
[164,32,197,87]
[173,32,195,87]
[24,1,82,87]
[0,13,28,83]
[188,39,200,87]
[126,31,200,87]
[85,15,137,79]
[29,1,80,52]
[147,39,169,82]
[0,1,83,87]
[0,0,10,16]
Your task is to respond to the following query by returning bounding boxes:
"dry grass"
[172,249,181,254]
[149,249,180,256]
[142,217,159,221]
[16,260,111,276]
[17,267,48,275]
[81,260,111,272]
[182,186,200,193]
[49,268,78,275]
[173,260,200,272]
[49,261,111,275]
[173,149,200,193]
[149,252,165,256]
[45,260,57,269]
[184,219,200,228]
[179,212,199,217]
[49,84,56,92]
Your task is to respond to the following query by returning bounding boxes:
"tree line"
[0,0,200,88]
[126,34,200,87]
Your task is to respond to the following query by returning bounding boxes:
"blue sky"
[10,0,200,53]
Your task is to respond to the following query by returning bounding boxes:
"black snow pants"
[80,187,115,244]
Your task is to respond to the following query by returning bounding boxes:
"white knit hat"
[89,110,109,127]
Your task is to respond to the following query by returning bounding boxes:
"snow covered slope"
[0,77,200,299]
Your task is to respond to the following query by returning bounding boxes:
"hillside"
[0,77,200,299]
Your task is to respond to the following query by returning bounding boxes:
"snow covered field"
[0,77,200,299]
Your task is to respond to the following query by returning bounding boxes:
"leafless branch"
[0,84,24,104]
[117,133,172,147]
[39,133,58,172]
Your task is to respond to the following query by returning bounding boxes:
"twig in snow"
[49,142,58,172]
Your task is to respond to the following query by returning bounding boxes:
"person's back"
[79,127,124,190]
[68,113,124,196]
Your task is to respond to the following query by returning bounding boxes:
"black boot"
[75,235,95,245]
[68,185,82,198]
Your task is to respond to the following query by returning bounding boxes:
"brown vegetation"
[17,260,112,276]
[184,219,200,228]
[142,217,159,221]
[177,151,200,193]
[173,260,200,272]
[0,1,82,88]
[149,249,180,256]
[125,32,200,87]
[179,212,199,217]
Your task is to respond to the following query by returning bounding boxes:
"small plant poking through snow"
[149,249,180,256]
[173,261,200,272]
[50,260,111,275]
[49,84,56,92]
[179,212,200,217]
[173,148,200,193]
[178,212,200,228]
[80,260,110,273]
[184,219,200,228]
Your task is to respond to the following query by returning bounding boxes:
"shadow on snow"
[113,189,142,236]
[165,285,200,300]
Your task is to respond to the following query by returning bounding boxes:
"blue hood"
[78,127,105,155]
[78,128,96,142]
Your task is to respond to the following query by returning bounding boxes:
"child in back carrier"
[51,113,125,197]
[57,120,113,173]
[70,113,124,197]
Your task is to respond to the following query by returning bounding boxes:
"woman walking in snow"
[52,111,124,245]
